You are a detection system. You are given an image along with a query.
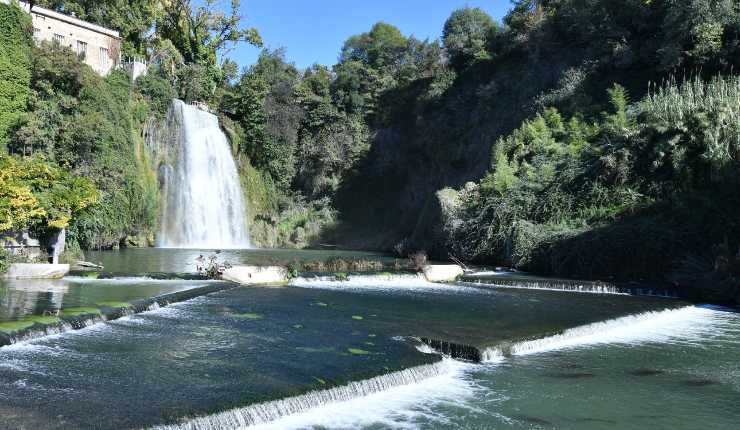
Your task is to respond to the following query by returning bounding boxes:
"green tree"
[0,154,97,231]
[443,7,498,69]
[157,0,262,66]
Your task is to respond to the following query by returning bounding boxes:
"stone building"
[3,0,121,76]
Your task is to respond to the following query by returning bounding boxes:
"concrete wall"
[1,230,41,259]
[1,0,122,76]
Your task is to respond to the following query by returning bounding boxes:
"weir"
[145,305,725,430]
[0,281,238,347]
[159,100,251,249]
[152,360,457,430]
[480,306,715,362]
[462,275,686,298]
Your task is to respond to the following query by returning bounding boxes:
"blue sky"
[227,0,513,70]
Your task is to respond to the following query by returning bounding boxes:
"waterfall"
[159,100,250,249]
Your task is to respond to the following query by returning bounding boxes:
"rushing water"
[0,251,738,429]
[159,100,250,249]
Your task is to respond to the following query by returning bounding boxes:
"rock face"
[4,264,69,279]
[222,266,289,285]
[422,264,464,282]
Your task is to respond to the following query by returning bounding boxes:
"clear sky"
[227,0,514,70]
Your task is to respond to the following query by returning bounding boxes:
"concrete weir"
[0,282,238,347]
[420,338,483,362]
[222,266,289,285]
[3,263,70,279]
[422,265,464,282]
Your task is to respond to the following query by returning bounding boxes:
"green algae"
[348,348,370,355]
[296,346,335,353]
[0,315,62,334]
[96,301,133,309]
[232,312,263,320]
[351,315,364,320]
[61,307,102,317]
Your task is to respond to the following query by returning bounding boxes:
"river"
[0,249,737,429]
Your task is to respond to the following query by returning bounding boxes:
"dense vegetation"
[0,2,32,150]
[1,0,739,301]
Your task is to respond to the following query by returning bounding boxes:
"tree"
[0,154,97,231]
[157,0,262,66]
[443,7,498,69]
[231,49,301,190]
[340,22,407,70]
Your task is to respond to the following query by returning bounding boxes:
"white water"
[481,306,724,361]
[152,359,469,430]
[159,100,250,249]
[289,274,479,294]
[147,306,734,430]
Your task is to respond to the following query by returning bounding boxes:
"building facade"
[3,0,121,76]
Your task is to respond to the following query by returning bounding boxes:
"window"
[100,47,109,69]
[33,28,40,39]
[52,34,64,45]
[76,41,87,58]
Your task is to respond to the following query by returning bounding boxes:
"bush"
[135,72,176,118]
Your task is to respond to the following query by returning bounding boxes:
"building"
[3,0,121,76]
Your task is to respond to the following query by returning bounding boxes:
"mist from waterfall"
[159,100,251,249]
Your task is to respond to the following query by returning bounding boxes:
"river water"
[0,250,738,429]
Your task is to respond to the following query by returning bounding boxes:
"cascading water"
[151,360,461,430]
[159,100,250,249]
[480,305,718,361]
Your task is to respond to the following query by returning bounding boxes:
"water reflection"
[0,277,216,322]
[0,279,69,321]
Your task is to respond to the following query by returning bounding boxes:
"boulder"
[221,266,289,285]
[4,263,69,279]
[422,264,464,282]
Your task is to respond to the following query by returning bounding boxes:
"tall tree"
[443,7,498,69]
[156,0,262,66]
